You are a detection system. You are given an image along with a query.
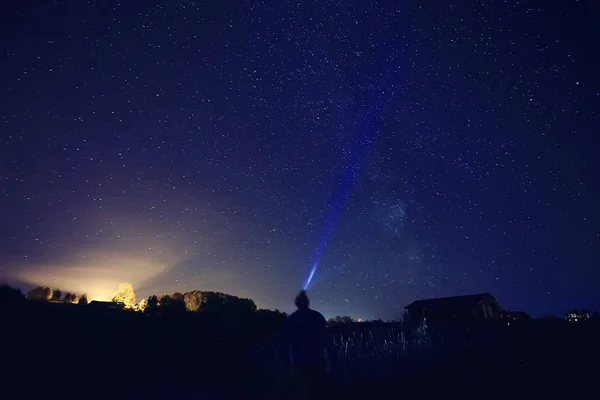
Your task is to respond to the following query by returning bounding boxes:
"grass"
[253,319,599,398]
[256,319,435,381]
[4,299,599,398]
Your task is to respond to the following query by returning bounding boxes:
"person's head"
[295,290,310,309]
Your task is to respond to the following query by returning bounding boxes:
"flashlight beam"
[303,106,385,290]
[303,58,396,290]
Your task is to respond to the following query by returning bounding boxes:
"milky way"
[1,0,599,319]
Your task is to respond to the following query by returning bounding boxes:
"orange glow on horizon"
[9,246,277,311]
[10,250,180,302]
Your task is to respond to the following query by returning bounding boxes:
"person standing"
[282,290,335,399]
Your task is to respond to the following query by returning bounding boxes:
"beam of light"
[303,85,394,290]
[303,261,318,291]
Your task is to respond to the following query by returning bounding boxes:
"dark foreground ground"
[3,303,598,399]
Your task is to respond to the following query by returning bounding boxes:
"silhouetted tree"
[162,293,186,316]
[63,292,76,303]
[78,293,88,305]
[255,308,287,332]
[111,282,136,308]
[201,291,223,312]
[328,316,355,326]
[171,291,184,302]
[146,295,159,316]
[157,293,170,306]
[27,286,52,301]
[51,289,62,302]
[198,291,257,317]
[235,296,257,314]
[0,284,25,307]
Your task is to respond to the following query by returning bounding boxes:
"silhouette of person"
[282,290,335,399]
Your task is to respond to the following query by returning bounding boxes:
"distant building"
[88,300,124,311]
[565,309,593,322]
[404,293,504,325]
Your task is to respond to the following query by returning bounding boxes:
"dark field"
[3,300,598,399]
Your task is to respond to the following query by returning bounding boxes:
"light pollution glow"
[11,250,178,302]
[10,247,283,311]
[7,206,342,314]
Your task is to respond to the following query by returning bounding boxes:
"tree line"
[26,285,88,304]
[2,283,357,325]
[141,290,259,317]
[2,282,261,319]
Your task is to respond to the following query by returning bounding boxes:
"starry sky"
[1,0,599,319]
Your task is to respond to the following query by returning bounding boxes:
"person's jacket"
[282,308,334,367]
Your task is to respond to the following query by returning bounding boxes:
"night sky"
[1,0,599,319]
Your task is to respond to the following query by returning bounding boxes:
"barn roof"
[404,293,497,311]
[89,300,123,309]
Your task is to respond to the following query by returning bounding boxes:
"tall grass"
[255,319,435,380]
